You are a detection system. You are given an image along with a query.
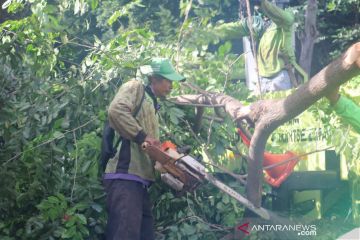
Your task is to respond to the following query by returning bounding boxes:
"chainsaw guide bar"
[144,143,270,220]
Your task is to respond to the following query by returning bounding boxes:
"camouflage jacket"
[105,79,159,181]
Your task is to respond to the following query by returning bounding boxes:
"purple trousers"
[103,179,155,240]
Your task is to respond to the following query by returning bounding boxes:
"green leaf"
[47,196,60,204]
[188,235,199,240]
[216,201,224,211]
[182,223,196,235]
[107,10,122,26]
[65,218,76,227]
[91,203,103,213]
[90,0,98,10]
[218,41,232,57]
[222,194,229,204]
[73,202,88,211]
[327,1,336,11]
[169,113,179,125]
[61,226,76,238]
[81,160,91,173]
[75,214,87,224]
[78,224,90,236]
[53,131,64,139]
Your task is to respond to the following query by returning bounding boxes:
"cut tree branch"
[172,43,360,209]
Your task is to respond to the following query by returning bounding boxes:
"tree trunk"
[173,43,360,208]
[299,0,318,77]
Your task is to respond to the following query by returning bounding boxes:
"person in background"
[326,86,360,133]
[103,58,185,240]
[213,0,307,93]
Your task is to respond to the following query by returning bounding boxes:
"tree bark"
[173,43,360,208]
[299,0,318,77]
[193,107,204,133]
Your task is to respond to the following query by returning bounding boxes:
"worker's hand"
[144,136,161,146]
[154,161,167,173]
[326,87,340,106]
[235,105,255,128]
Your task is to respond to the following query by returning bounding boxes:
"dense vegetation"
[0,0,359,239]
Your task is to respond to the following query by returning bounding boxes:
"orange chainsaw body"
[144,141,203,192]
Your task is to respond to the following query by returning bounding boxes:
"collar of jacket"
[145,85,160,112]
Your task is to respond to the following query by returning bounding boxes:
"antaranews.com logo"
[238,222,317,237]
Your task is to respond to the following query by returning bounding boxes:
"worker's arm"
[260,0,308,81]
[293,62,309,83]
[108,80,147,144]
[213,16,264,41]
[333,96,360,134]
[328,89,360,134]
[261,0,294,29]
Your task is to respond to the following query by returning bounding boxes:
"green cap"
[140,58,185,81]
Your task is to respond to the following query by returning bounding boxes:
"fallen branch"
[171,42,360,208]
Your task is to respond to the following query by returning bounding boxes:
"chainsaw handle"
[177,145,192,154]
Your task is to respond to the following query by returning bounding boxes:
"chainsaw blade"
[204,173,270,220]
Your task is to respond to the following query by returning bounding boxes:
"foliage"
[313,0,360,74]
[0,0,359,239]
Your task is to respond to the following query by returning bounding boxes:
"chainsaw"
[142,141,270,220]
